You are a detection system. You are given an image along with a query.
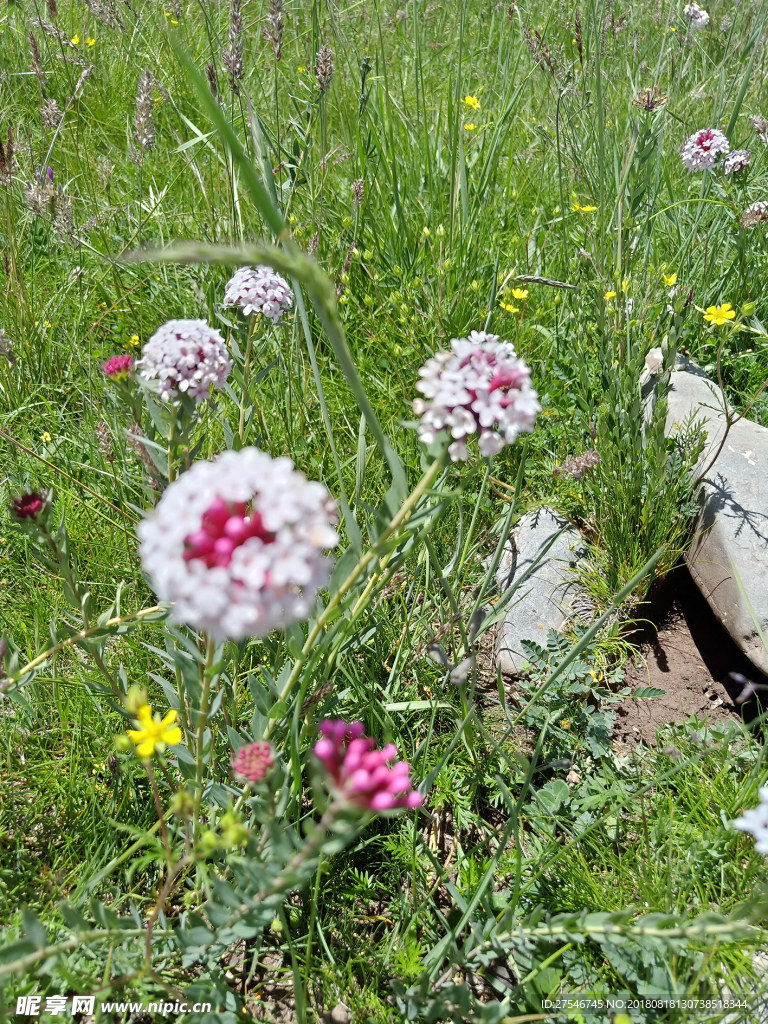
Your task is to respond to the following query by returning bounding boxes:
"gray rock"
[495,507,590,675]
[665,358,768,674]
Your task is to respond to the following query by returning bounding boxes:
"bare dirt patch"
[614,564,765,747]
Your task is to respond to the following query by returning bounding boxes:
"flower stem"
[239,315,259,444]
[193,635,217,834]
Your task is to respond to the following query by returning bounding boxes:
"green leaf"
[633,686,667,699]
[21,907,48,949]
[268,700,287,719]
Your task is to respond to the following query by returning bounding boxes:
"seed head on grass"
[28,32,46,90]
[224,0,244,95]
[46,0,58,19]
[133,70,156,152]
[206,62,219,101]
[41,98,62,130]
[632,86,667,112]
[263,0,284,64]
[0,128,14,186]
[0,329,15,364]
[352,178,365,206]
[95,421,115,463]
[315,43,334,94]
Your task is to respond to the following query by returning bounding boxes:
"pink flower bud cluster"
[314,720,424,811]
[183,497,275,569]
[681,128,729,172]
[232,741,274,782]
[413,330,540,462]
[224,266,293,323]
[103,355,133,380]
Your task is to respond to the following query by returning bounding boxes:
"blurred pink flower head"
[232,741,274,782]
[314,719,424,811]
[103,354,133,380]
[12,492,45,519]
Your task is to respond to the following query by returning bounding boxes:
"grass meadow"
[2,0,768,1020]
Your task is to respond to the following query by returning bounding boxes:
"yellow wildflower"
[604,291,617,301]
[500,302,520,313]
[622,279,629,293]
[561,720,571,730]
[128,334,140,347]
[87,36,95,45]
[512,288,529,300]
[462,95,481,110]
[71,33,80,44]
[298,66,306,73]
[704,303,736,327]
[663,272,677,287]
[580,204,597,212]
[127,704,182,757]
[464,123,476,131]
[41,432,52,442]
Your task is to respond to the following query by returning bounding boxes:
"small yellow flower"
[604,291,617,301]
[463,123,476,131]
[71,33,80,44]
[128,334,140,347]
[622,279,629,293]
[511,288,529,300]
[422,226,431,238]
[462,95,481,110]
[126,704,182,758]
[580,204,597,212]
[572,201,582,212]
[669,25,676,31]
[170,18,178,23]
[663,272,677,287]
[298,65,306,73]
[561,720,571,730]
[41,432,52,442]
[500,302,520,313]
[86,36,95,45]
[704,303,736,327]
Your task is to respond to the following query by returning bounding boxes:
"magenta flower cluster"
[232,741,274,782]
[103,355,133,380]
[314,720,423,811]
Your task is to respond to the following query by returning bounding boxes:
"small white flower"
[413,330,540,462]
[724,149,751,175]
[683,2,709,28]
[681,128,729,172]
[137,448,338,640]
[224,265,293,323]
[733,787,768,855]
[138,320,230,403]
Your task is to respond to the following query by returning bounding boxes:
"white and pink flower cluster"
[137,448,338,640]
[314,720,423,811]
[413,330,540,462]
[138,319,230,403]
[683,3,709,29]
[681,128,729,172]
[733,787,768,854]
[224,265,293,323]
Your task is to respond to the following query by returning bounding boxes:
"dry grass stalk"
[263,0,284,64]
[315,43,334,94]
[223,0,244,95]
[29,32,46,89]
[134,70,156,151]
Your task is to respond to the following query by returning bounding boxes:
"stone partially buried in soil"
[664,357,768,674]
[495,506,590,675]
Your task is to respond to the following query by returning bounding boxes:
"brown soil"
[614,564,766,748]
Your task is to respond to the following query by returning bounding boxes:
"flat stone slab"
[495,507,589,675]
[665,358,768,674]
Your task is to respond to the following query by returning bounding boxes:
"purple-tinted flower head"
[681,128,729,172]
[12,492,45,519]
[46,167,54,182]
[314,719,423,811]
[103,355,133,380]
[232,741,274,782]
